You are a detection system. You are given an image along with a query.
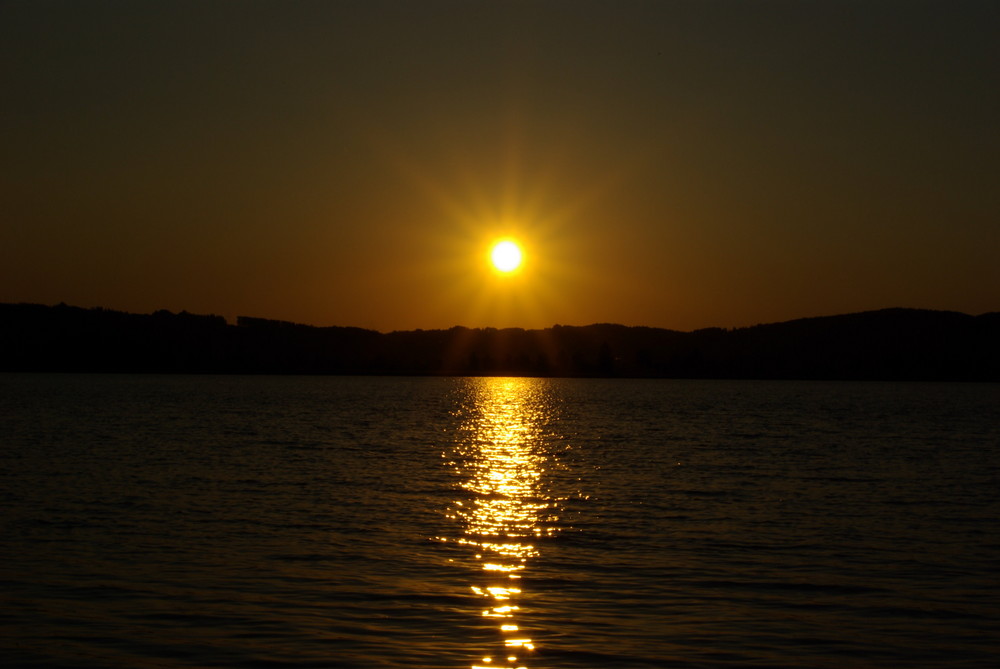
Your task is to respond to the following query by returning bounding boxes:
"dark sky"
[2,0,997,331]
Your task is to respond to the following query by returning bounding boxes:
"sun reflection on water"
[439,377,559,669]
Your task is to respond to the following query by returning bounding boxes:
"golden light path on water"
[439,378,560,669]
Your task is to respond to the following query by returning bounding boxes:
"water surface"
[1,375,998,667]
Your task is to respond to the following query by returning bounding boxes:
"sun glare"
[491,240,523,273]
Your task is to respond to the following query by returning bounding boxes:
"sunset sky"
[2,1,996,332]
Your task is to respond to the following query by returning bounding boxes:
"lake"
[1,374,998,667]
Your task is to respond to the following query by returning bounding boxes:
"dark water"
[1,374,998,668]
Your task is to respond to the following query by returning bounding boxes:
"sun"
[490,240,523,273]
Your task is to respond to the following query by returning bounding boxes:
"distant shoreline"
[2,302,998,381]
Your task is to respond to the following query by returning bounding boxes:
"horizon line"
[5,301,996,336]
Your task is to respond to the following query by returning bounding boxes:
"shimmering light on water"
[442,378,558,668]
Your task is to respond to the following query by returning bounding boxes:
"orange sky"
[2,1,997,332]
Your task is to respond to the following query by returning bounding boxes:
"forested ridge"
[2,302,998,381]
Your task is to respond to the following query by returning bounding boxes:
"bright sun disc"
[491,241,523,273]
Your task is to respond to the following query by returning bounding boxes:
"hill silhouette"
[1,302,998,380]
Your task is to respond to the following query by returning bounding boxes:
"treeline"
[1,302,998,380]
